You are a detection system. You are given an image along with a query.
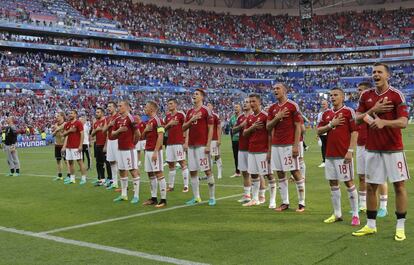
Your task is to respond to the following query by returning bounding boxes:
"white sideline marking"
[0,226,209,265]
[38,193,242,235]
[23,173,243,188]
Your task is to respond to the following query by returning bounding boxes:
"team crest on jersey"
[367,98,373,103]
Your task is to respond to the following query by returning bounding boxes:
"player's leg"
[186,147,202,205]
[394,181,408,241]
[324,179,343,223]
[291,169,305,212]
[130,168,140,204]
[143,151,159,205]
[12,149,20,176]
[65,159,76,184]
[77,158,87,185]
[95,146,104,186]
[243,174,260,206]
[155,170,167,208]
[356,145,367,211]
[377,183,388,217]
[267,173,277,209]
[55,158,63,180]
[259,175,266,204]
[178,160,189,192]
[106,140,119,189]
[167,162,176,191]
[5,146,15,176]
[114,168,129,202]
[215,154,223,179]
[237,151,251,203]
[344,180,360,226]
[275,171,289,211]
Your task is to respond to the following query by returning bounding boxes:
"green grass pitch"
[0,127,413,265]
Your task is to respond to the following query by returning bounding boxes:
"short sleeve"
[317,112,328,128]
[77,121,84,132]
[267,105,275,121]
[349,109,357,132]
[395,93,409,118]
[357,93,367,113]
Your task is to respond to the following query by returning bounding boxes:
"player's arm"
[370,115,408,129]
[79,130,84,150]
[182,112,200,131]
[183,129,189,151]
[266,131,272,162]
[91,123,99,137]
[292,121,301,157]
[152,127,165,161]
[266,108,288,131]
[232,120,245,134]
[133,127,141,144]
[300,123,306,136]
[205,123,213,153]
[217,121,222,146]
[243,123,256,137]
[344,131,358,164]
[317,114,344,135]
[62,135,68,150]
[111,126,126,138]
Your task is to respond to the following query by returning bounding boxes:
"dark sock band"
[395,211,407,219]
[367,210,377,219]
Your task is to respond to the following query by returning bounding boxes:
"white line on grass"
[0,226,209,265]
[23,173,243,188]
[37,193,242,235]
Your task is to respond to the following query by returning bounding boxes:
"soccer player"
[353,63,410,241]
[182,88,216,206]
[232,98,252,203]
[317,100,330,168]
[207,103,223,179]
[4,117,20,176]
[317,87,360,226]
[91,107,111,186]
[103,101,120,190]
[52,112,67,181]
[164,99,189,192]
[142,101,167,208]
[267,83,305,212]
[229,104,242,178]
[80,117,91,170]
[242,94,276,208]
[355,82,389,216]
[135,115,146,167]
[112,101,141,204]
[62,110,87,185]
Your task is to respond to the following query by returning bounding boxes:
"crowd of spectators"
[1,50,413,136]
[1,0,413,50]
[0,32,382,62]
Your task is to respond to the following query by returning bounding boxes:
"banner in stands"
[16,140,47,148]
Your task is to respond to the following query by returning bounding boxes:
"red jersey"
[268,100,301,146]
[212,112,221,141]
[145,115,163,151]
[236,113,250,151]
[93,118,107,146]
[186,105,213,147]
[246,110,269,153]
[64,120,84,148]
[318,106,357,158]
[357,122,368,146]
[114,113,138,150]
[357,87,408,152]
[106,113,121,141]
[138,121,146,140]
[165,111,186,145]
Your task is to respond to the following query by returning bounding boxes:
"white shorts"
[65,148,82,161]
[299,141,304,158]
[165,144,185,162]
[188,146,211,172]
[135,140,146,151]
[117,149,138,171]
[106,139,118,162]
[325,158,354,182]
[248,153,270,175]
[356,145,366,175]
[145,150,164,173]
[238,151,249,172]
[271,145,300,172]
[211,140,220,156]
[365,151,410,184]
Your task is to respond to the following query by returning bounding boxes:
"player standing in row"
[62,110,87,185]
[183,89,216,206]
[355,82,388,216]
[103,102,120,190]
[112,101,141,204]
[164,99,189,193]
[91,107,111,186]
[267,83,305,212]
[233,98,252,203]
[353,63,410,241]
[142,101,167,208]
[52,112,67,181]
[317,88,360,226]
[243,94,276,208]
[134,115,146,167]
[208,103,223,179]
[80,117,91,171]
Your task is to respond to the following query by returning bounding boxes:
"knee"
[394,182,406,194]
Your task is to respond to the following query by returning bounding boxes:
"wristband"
[347,149,354,153]
[328,122,334,128]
